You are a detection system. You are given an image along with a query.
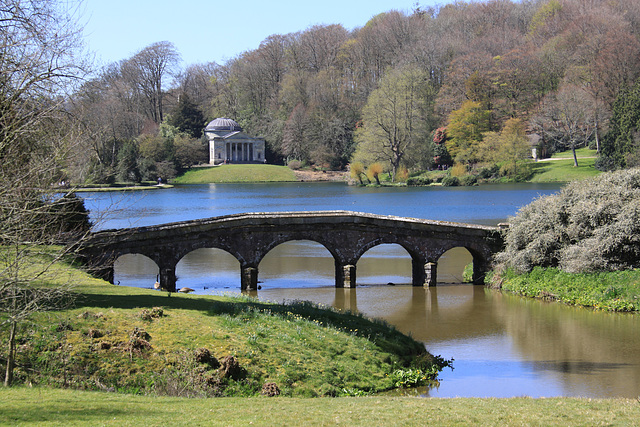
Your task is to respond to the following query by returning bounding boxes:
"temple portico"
[204,118,265,164]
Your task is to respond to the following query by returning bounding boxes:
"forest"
[64,0,640,183]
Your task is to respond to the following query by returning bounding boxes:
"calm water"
[81,182,640,398]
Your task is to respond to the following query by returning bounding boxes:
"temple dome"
[205,117,243,132]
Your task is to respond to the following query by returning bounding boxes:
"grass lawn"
[1,249,436,399]
[529,154,601,182]
[173,164,296,184]
[549,147,598,159]
[2,387,639,426]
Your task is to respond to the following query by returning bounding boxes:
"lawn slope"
[173,164,296,183]
[1,252,442,398]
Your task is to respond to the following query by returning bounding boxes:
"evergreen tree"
[168,94,205,138]
[599,79,640,170]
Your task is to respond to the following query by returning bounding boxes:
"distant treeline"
[67,0,640,183]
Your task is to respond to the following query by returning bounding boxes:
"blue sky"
[82,0,440,67]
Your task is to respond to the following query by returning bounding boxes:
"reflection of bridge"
[81,211,504,292]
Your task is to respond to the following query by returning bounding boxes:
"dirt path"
[293,170,348,182]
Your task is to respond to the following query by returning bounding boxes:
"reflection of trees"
[332,285,503,343]
[494,292,640,398]
[331,285,640,398]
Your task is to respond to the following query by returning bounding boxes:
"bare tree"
[122,41,180,124]
[0,0,89,386]
[536,84,597,167]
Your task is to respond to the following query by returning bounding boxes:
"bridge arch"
[434,242,494,285]
[114,253,159,289]
[357,243,413,286]
[259,240,336,289]
[175,248,241,291]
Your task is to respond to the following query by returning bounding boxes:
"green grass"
[173,164,297,184]
[1,250,439,398]
[493,267,640,312]
[2,387,639,426]
[550,147,598,159]
[529,156,600,182]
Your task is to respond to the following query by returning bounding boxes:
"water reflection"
[258,285,640,398]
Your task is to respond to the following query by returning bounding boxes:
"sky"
[81,0,440,68]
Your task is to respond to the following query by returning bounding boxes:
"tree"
[281,104,310,162]
[445,100,492,165]
[0,0,89,386]
[353,65,433,181]
[350,161,366,184]
[122,41,180,124]
[366,162,384,185]
[599,79,640,170]
[536,84,596,167]
[480,118,531,179]
[167,93,205,138]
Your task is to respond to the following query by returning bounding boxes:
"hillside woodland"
[65,0,640,184]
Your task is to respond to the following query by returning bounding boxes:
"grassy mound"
[173,164,297,184]
[1,253,446,397]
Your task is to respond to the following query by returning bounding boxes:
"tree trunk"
[594,112,601,153]
[572,144,579,167]
[4,319,17,387]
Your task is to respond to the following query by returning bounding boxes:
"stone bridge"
[80,211,504,292]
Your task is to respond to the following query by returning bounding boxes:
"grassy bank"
[173,164,296,184]
[491,267,640,312]
[1,251,443,398]
[2,387,639,426]
[529,157,600,182]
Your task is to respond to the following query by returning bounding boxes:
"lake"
[81,182,640,398]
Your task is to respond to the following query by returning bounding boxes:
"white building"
[204,118,265,165]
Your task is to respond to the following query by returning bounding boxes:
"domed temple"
[204,118,266,164]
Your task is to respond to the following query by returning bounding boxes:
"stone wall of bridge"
[81,211,504,292]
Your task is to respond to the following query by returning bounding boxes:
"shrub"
[350,161,366,184]
[450,163,467,177]
[441,175,459,186]
[367,163,384,185]
[396,166,409,182]
[459,175,478,186]
[494,168,640,274]
[287,159,302,170]
[407,176,432,186]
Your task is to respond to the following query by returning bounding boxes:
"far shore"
[70,183,174,192]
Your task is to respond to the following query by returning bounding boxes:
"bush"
[441,175,459,186]
[287,160,302,170]
[459,175,478,186]
[595,155,619,171]
[407,176,432,186]
[494,168,640,274]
